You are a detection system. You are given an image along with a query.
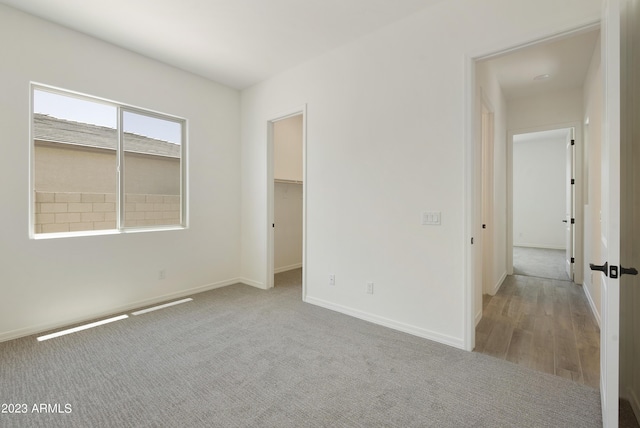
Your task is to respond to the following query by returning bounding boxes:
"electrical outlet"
[159,269,166,280]
[329,274,335,286]
[366,281,374,294]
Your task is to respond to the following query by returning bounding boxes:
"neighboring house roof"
[33,113,181,158]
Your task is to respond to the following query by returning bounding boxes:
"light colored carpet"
[513,246,571,281]
[0,269,601,427]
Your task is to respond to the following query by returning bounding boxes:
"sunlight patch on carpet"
[131,298,193,316]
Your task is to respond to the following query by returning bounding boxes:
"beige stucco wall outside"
[35,141,180,195]
[34,141,181,233]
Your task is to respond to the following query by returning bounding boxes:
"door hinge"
[471,237,474,245]
[571,178,575,185]
[571,218,575,224]
[571,257,575,263]
[571,139,575,146]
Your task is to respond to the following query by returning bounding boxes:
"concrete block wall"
[34,192,180,233]
[123,194,181,227]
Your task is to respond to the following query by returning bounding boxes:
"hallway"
[475,274,600,388]
[513,246,571,281]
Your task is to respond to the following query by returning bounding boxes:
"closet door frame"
[266,105,307,297]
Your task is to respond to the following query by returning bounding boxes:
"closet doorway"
[267,107,306,295]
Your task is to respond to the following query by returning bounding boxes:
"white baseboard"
[491,272,507,295]
[305,296,465,350]
[477,272,506,325]
[238,277,267,289]
[274,263,302,274]
[582,276,601,327]
[0,278,241,344]
[475,309,483,326]
[627,388,640,427]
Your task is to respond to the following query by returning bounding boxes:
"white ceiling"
[481,29,600,100]
[0,0,444,89]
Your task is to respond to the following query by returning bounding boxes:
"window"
[32,85,186,237]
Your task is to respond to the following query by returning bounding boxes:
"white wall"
[582,37,603,323]
[240,0,602,349]
[507,88,584,131]
[513,134,567,249]
[274,183,303,272]
[475,60,508,315]
[0,5,241,341]
[274,115,303,182]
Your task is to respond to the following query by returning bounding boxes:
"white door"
[619,0,640,422]
[597,0,622,426]
[565,130,575,281]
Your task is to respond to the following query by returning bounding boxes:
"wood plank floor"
[474,275,600,388]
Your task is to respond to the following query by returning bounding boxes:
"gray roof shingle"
[33,113,181,158]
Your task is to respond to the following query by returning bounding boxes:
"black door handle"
[562,220,568,223]
[621,266,638,276]
[589,262,608,276]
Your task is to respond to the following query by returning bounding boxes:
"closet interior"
[273,114,303,275]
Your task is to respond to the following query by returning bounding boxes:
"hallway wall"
[513,132,567,250]
[476,61,508,310]
[507,88,583,131]
[582,37,603,323]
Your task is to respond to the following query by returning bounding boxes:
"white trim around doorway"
[266,105,308,301]
[463,22,599,352]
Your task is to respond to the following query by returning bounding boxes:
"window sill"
[31,225,187,240]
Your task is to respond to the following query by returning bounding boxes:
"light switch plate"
[421,211,441,225]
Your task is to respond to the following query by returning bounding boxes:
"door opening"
[511,127,575,282]
[267,106,307,296]
[468,9,630,423]
[470,23,599,390]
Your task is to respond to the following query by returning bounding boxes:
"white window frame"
[30,83,188,239]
